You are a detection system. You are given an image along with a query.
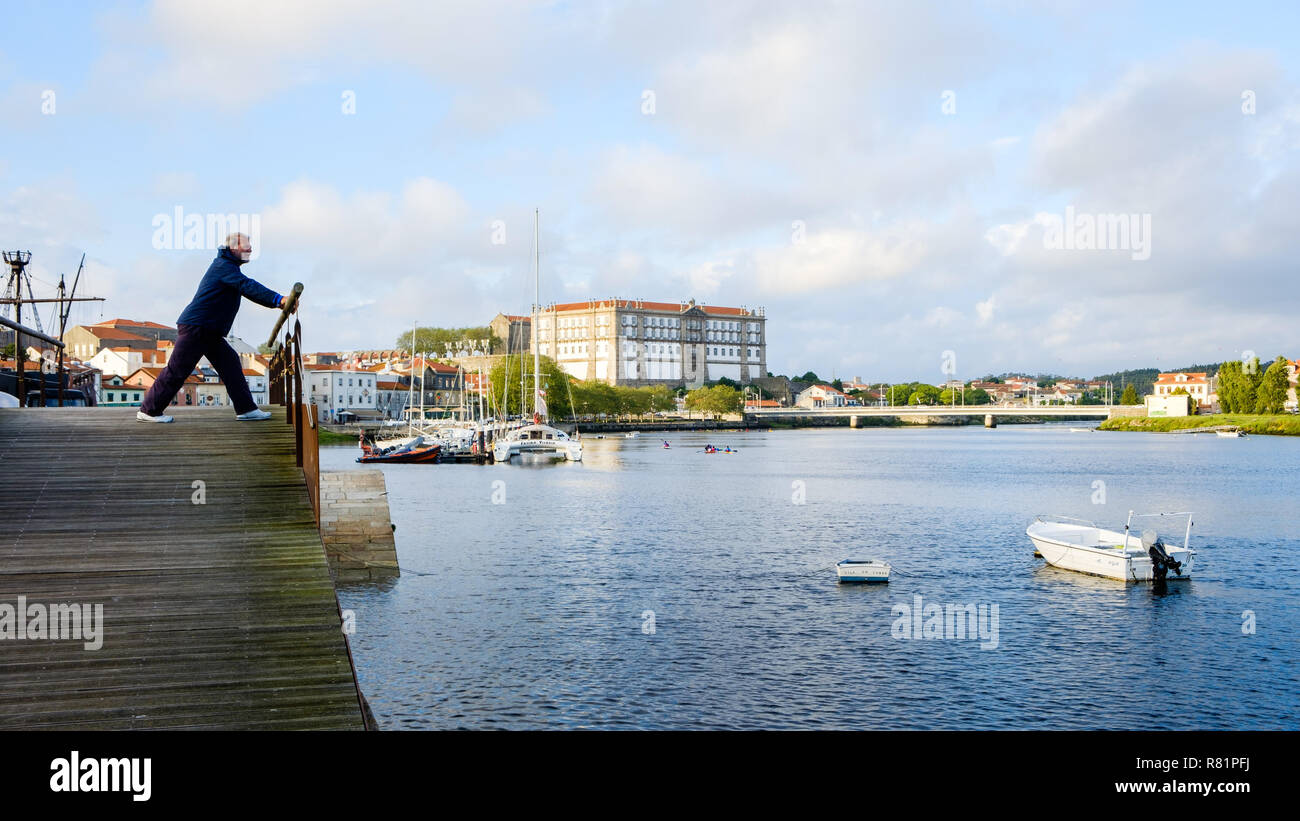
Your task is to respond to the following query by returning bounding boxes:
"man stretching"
[137,233,294,423]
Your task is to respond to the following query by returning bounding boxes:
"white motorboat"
[835,559,891,583]
[625,431,640,438]
[1216,429,1245,438]
[493,422,583,463]
[1026,512,1195,582]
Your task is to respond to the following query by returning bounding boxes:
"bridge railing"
[266,283,319,523]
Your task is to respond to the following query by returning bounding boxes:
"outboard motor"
[1141,530,1182,581]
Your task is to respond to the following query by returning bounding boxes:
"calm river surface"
[323,423,1299,729]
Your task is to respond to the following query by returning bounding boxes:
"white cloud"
[93,0,534,110]
[753,224,931,295]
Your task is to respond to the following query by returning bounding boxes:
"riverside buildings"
[531,298,767,388]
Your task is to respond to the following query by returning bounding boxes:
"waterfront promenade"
[0,406,367,729]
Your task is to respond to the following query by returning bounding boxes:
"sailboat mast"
[533,208,541,420]
[407,321,416,435]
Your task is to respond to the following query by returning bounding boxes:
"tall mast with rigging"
[533,208,541,422]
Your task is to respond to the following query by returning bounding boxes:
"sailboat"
[358,323,442,463]
[493,209,583,464]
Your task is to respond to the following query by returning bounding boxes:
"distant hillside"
[977,364,1235,397]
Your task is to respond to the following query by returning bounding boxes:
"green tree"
[1217,359,1261,413]
[616,386,654,417]
[831,378,843,392]
[798,371,821,383]
[488,354,574,418]
[397,325,501,355]
[1216,362,1241,412]
[886,384,912,405]
[908,384,941,405]
[570,380,617,417]
[940,386,990,405]
[1255,356,1291,414]
[1119,384,1140,405]
[685,384,741,418]
[646,385,676,413]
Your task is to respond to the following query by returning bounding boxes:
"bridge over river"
[745,404,1121,426]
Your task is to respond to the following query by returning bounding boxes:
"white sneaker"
[136,411,174,423]
[236,409,273,421]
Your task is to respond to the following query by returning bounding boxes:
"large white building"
[1152,372,1217,411]
[306,366,379,422]
[532,298,767,387]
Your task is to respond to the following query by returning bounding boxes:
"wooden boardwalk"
[0,406,366,730]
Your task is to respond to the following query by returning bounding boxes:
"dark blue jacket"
[176,247,282,336]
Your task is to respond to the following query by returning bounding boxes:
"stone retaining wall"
[319,469,399,581]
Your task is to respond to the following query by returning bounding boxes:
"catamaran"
[492,209,583,465]
[1026,511,1196,582]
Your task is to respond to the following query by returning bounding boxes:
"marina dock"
[0,406,368,730]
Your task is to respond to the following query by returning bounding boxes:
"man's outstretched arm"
[218,265,284,310]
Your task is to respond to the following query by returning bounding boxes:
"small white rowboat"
[836,559,891,583]
[1026,511,1195,582]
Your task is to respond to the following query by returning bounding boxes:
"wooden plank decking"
[0,406,366,730]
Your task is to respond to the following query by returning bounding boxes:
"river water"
[323,423,1299,729]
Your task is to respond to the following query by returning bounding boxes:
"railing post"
[293,319,304,468]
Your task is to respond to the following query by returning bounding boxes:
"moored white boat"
[491,208,582,466]
[836,559,890,583]
[492,421,583,463]
[1026,512,1195,582]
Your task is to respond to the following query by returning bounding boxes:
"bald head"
[225,233,253,262]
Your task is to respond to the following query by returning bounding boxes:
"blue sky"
[2,0,1298,381]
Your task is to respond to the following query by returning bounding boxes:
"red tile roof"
[95,318,173,329]
[86,327,151,341]
[808,384,847,396]
[546,299,753,316]
[1155,372,1209,384]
